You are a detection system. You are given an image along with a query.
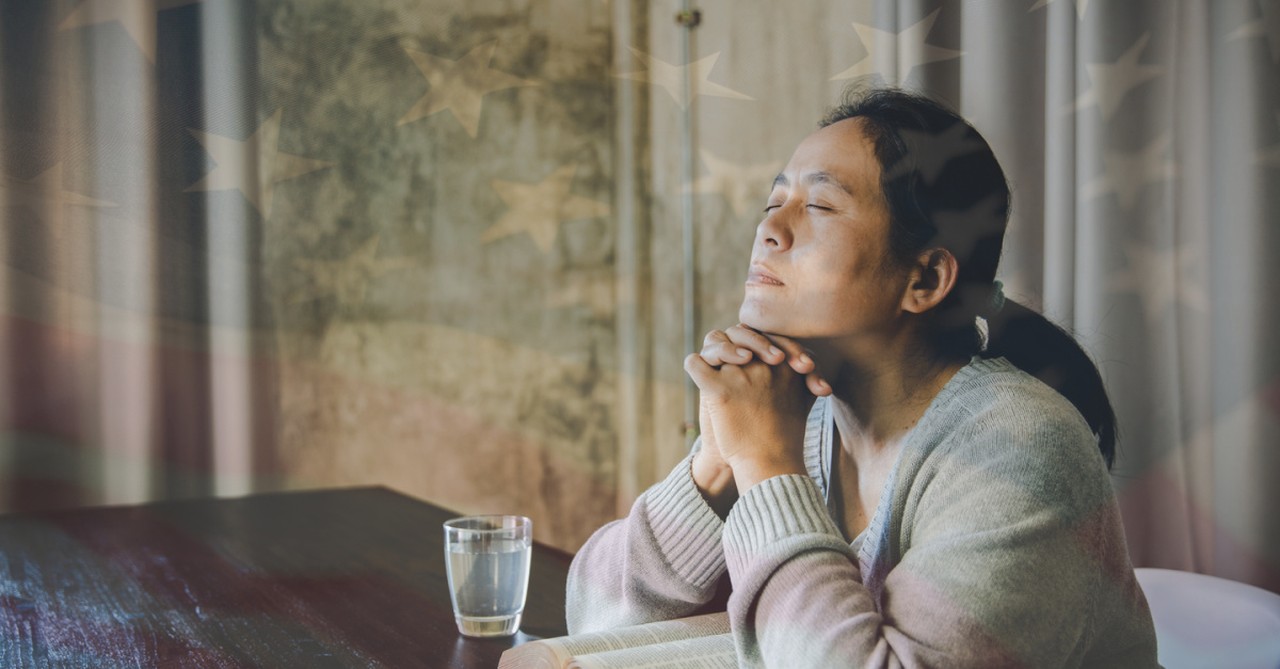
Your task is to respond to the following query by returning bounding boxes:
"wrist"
[727,455,807,493]
[691,451,738,518]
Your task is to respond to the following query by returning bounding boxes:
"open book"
[497,612,737,669]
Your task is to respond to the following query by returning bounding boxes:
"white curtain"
[874,0,1280,591]
[0,0,273,511]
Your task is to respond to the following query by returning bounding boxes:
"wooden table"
[0,486,573,668]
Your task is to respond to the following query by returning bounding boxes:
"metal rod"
[678,2,699,447]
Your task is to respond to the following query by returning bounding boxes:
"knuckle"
[697,344,723,363]
[729,326,762,347]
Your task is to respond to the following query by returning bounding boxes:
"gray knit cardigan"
[566,357,1159,668]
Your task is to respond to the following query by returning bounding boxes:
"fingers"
[726,326,827,392]
[700,330,752,367]
[701,326,801,369]
[685,352,752,395]
[723,325,787,366]
[734,326,814,374]
[745,329,831,396]
[684,353,719,391]
[699,326,831,396]
[805,371,832,397]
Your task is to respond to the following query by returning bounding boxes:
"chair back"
[1135,567,1280,669]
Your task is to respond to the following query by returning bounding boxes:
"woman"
[566,89,1158,667]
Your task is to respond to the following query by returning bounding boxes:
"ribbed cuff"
[722,474,845,577]
[642,453,727,590]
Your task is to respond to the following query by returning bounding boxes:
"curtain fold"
[1068,0,1277,590]
[88,0,162,507]
[0,0,274,512]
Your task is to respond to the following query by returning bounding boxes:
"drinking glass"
[443,515,532,637]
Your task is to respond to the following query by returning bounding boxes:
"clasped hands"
[683,324,832,513]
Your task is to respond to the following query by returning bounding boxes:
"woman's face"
[739,118,910,341]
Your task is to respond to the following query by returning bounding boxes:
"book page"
[544,613,728,656]
[498,613,730,669]
[497,639,572,669]
[568,633,737,669]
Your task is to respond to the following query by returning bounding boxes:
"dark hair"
[820,87,1118,469]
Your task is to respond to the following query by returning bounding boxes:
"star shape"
[616,48,753,110]
[1070,33,1164,120]
[1229,1,1280,64]
[397,41,536,138]
[686,149,781,219]
[1081,134,1177,210]
[1108,240,1206,327]
[0,163,116,211]
[292,235,415,306]
[482,165,610,253]
[186,109,334,217]
[1260,113,1280,168]
[58,0,202,63]
[1028,0,1090,21]
[830,9,964,84]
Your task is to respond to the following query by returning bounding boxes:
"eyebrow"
[771,171,856,197]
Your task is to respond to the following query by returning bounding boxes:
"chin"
[739,303,788,336]
[739,303,827,341]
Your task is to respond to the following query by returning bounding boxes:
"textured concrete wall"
[257,0,619,551]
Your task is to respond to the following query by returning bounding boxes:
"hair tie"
[988,280,1006,315]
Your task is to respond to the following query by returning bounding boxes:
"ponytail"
[982,299,1118,469]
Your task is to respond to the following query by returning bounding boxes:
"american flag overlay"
[0,0,1277,644]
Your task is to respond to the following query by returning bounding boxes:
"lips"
[746,265,784,286]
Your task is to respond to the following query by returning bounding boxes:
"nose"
[756,204,794,251]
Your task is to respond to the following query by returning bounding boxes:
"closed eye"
[763,204,781,213]
[806,204,833,211]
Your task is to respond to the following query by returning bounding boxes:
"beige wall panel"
[259,0,617,551]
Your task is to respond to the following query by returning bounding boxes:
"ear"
[901,248,958,314]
